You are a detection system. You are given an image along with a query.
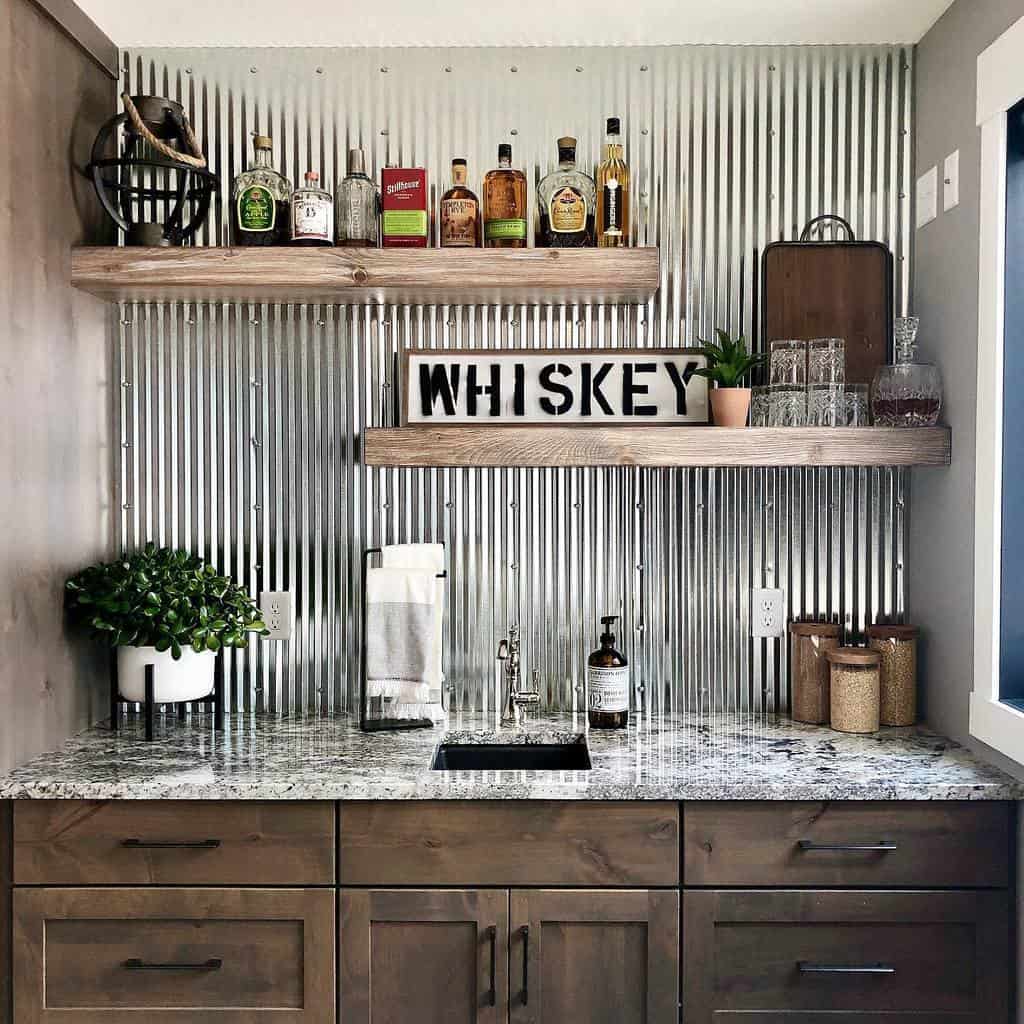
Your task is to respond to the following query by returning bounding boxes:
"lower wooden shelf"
[362,426,951,468]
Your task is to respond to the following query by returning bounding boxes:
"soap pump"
[587,615,629,729]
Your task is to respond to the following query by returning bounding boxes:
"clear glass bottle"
[871,316,943,426]
[596,117,630,248]
[537,136,596,248]
[440,158,481,247]
[483,144,527,249]
[335,149,378,247]
[231,134,291,246]
[290,171,333,247]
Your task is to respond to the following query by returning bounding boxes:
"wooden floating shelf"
[362,426,951,469]
[71,246,661,306]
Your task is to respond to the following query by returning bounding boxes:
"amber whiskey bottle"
[483,144,528,248]
[440,159,481,247]
[596,117,630,247]
[587,615,629,729]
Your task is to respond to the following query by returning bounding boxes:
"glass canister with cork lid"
[866,623,919,726]
[826,647,881,734]
[789,622,842,724]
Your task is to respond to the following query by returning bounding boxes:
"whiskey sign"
[404,348,709,425]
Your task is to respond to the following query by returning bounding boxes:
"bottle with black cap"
[596,117,630,248]
[587,614,629,729]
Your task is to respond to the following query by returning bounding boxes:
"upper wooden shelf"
[70,246,661,306]
[362,426,951,468]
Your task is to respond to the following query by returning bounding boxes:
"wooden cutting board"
[762,216,893,385]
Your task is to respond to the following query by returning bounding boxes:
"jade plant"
[66,544,267,659]
[695,328,766,388]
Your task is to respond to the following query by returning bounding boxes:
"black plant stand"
[109,649,225,741]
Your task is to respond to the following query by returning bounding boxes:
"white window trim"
[971,14,1024,761]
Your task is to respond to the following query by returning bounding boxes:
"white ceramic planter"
[117,645,216,703]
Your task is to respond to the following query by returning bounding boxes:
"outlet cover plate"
[751,588,786,639]
[260,590,293,640]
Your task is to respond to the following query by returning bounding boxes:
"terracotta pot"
[710,387,751,427]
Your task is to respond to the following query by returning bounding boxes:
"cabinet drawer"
[339,801,679,886]
[13,887,335,1022]
[684,801,1010,887]
[683,890,1009,1022]
[13,801,335,885]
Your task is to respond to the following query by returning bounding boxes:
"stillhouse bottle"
[587,614,629,729]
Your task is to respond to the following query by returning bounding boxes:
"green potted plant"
[66,544,267,703]
[695,328,767,427]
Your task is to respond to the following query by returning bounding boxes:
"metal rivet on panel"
[184,67,192,75]
[249,318,260,325]
[509,319,519,327]
[380,128,389,136]
[121,380,132,388]
[510,129,519,136]
[380,66,389,73]
[769,64,777,71]
[253,504,261,511]
[641,128,649,136]
[510,502,517,508]
[121,442,132,448]
[251,379,262,388]
[120,318,131,326]
[444,66,452,73]
[251,438,262,448]
[510,66,518,73]
[315,67,323,74]
[253,564,261,571]
[575,66,584,72]
[249,66,257,73]
[573,502,581,508]
[640,64,649,71]
[316,319,326,327]
[510,562,518,571]
[122,503,132,510]
[897,562,903,571]
[445,501,453,508]
[382,502,390,508]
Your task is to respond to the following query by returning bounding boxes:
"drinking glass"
[845,383,871,426]
[808,338,846,385]
[806,384,845,426]
[750,386,771,427]
[770,340,807,386]
[768,385,806,427]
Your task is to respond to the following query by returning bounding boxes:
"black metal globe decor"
[88,94,218,246]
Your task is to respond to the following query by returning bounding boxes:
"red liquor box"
[381,167,428,247]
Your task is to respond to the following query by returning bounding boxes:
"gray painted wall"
[912,0,1024,771]
[0,0,115,772]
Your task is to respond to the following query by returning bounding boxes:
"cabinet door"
[509,889,679,1024]
[339,889,508,1024]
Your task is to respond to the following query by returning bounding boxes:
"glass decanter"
[870,316,943,426]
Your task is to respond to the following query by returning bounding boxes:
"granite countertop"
[0,711,1020,801]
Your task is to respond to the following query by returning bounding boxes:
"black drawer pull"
[797,840,898,852]
[521,924,530,1006]
[798,961,896,975]
[124,958,223,972]
[486,925,497,1007]
[121,838,221,849]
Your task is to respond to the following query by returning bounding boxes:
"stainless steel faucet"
[496,625,540,727]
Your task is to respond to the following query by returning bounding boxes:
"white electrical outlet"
[260,590,293,640]
[750,588,785,638]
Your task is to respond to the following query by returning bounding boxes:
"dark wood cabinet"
[509,889,679,1024]
[683,889,1010,1022]
[339,888,509,1024]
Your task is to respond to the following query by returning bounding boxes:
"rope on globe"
[120,93,207,170]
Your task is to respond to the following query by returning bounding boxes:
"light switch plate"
[751,588,786,639]
[944,150,960,211]
[260,590,293,640]
[916,165,938,229]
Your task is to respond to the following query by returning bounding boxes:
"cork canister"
[826,647,881,734]
[867,623,919,726]
[789,622,842,724]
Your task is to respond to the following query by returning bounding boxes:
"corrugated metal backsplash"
[117,45,913,715]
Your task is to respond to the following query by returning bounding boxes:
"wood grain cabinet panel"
[683,800,1011,888]
[683,889,1009,1022]
[13,887,335,1023]
[13,801,335,885]
[339,801,679,886]
[339,888,509,1024]
[509,890,679,1024]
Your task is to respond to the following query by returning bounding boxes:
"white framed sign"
[403,348,709,425]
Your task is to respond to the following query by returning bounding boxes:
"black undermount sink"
[430,739,592,771]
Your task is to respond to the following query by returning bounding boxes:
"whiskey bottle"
[596,118,630,247]
[587,615,629,729]
[483,144,528,249]
[537,136,596,248]
[290,171,333,246]
[231,134,291,246]
[335,149,378,247]
[440,159,481,247]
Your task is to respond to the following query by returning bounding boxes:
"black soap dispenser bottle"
[587,615,629,729]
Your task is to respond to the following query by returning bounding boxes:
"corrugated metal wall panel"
[117,44,913,714]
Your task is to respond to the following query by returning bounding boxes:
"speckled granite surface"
[1,711,1020,801]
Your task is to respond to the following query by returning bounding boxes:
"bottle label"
[441,198,479,247]
[587,665,629,713]
[485,218,527,240]
[601,178,623,235]
[549,187,587,233]
[382,209,428,238]
[291,196,332,241]
[237,185,274,232]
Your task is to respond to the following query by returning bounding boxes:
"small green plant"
[66,544,267,659]
[695,328,766,388]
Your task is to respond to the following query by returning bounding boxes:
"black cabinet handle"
[521,925,530,1006]
[798,961,896,975]
[486,925,497,1007]
[797,840,898,852]
[124,958,223,972]
[121,838,221,849]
